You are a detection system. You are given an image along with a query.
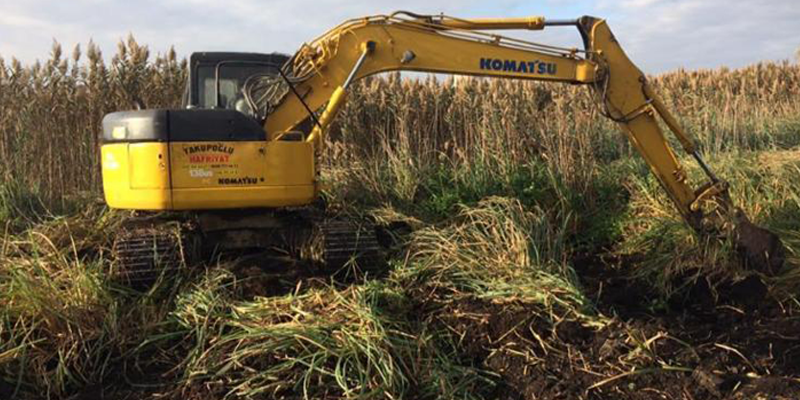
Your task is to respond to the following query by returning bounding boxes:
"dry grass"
[1,39,799,399]
[1,39,799,209]
[0,38,185,207]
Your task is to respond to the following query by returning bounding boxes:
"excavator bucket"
[693,182,786,276]
[732,211,786,276]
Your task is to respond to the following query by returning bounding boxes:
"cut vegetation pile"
[1,40,799,399]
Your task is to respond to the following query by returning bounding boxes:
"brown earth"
[421,260,800,400]
[57,251,800,400]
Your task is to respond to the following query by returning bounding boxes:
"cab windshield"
[196,64,276,111]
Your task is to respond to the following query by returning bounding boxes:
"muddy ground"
[424,259,800,400]
[47,252,800,400]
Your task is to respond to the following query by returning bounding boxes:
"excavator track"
[111,224,186,284]
[110,212,385,287]
[316,219,384,272]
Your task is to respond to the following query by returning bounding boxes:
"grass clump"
[168,270,491,400]
[613,150,800,299]
[0,200,186,399]
[404,196,596,323]
[0,205,117,397]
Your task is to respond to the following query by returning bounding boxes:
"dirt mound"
[422,267,800,400]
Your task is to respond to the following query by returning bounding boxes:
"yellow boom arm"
[258,12,784,271]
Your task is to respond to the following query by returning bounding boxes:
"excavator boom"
[256,12,784,273]
[99,12,785,275]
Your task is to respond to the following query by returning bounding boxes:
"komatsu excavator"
[100,12,785,279]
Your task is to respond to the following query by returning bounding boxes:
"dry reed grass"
[1,39,799,208]
[1,39,799,399]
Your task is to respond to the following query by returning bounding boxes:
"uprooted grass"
[1,154,799,398]
[160,195,600,400]
[1,39,799,397]
[405,197,591,315]
[0,205,112,396]
[166,271,494,400]
[614,150,800,300]
[0,176,610,399]
[0,202,191,398]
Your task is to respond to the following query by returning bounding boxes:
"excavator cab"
[100,51,317,211]
[182,52,289,115]
[99,13,785,276]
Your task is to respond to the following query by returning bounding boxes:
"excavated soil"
[61,253,800,400]
[422,260,800,400]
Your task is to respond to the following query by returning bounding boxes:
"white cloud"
[0,0,798,72]
[0,11,50,28]
[598,0,800,71]
[613,0,663,9]
[0,0,512,62]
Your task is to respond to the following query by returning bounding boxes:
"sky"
[0,0,798,73]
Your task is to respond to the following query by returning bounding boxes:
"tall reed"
[0,38,186,208]
[1,39,799,208]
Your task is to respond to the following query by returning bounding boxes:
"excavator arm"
[255,12,784,273]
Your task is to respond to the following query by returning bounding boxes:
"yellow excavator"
[100,12,785,278]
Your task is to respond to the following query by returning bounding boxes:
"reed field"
[1,39,799,399]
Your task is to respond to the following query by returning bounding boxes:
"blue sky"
[1,0,798,73]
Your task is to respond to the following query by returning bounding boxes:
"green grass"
[613,149,800,299]
[1,48,799,398]
[1,144,799,398]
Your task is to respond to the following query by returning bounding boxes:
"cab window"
[196,64,274,112]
